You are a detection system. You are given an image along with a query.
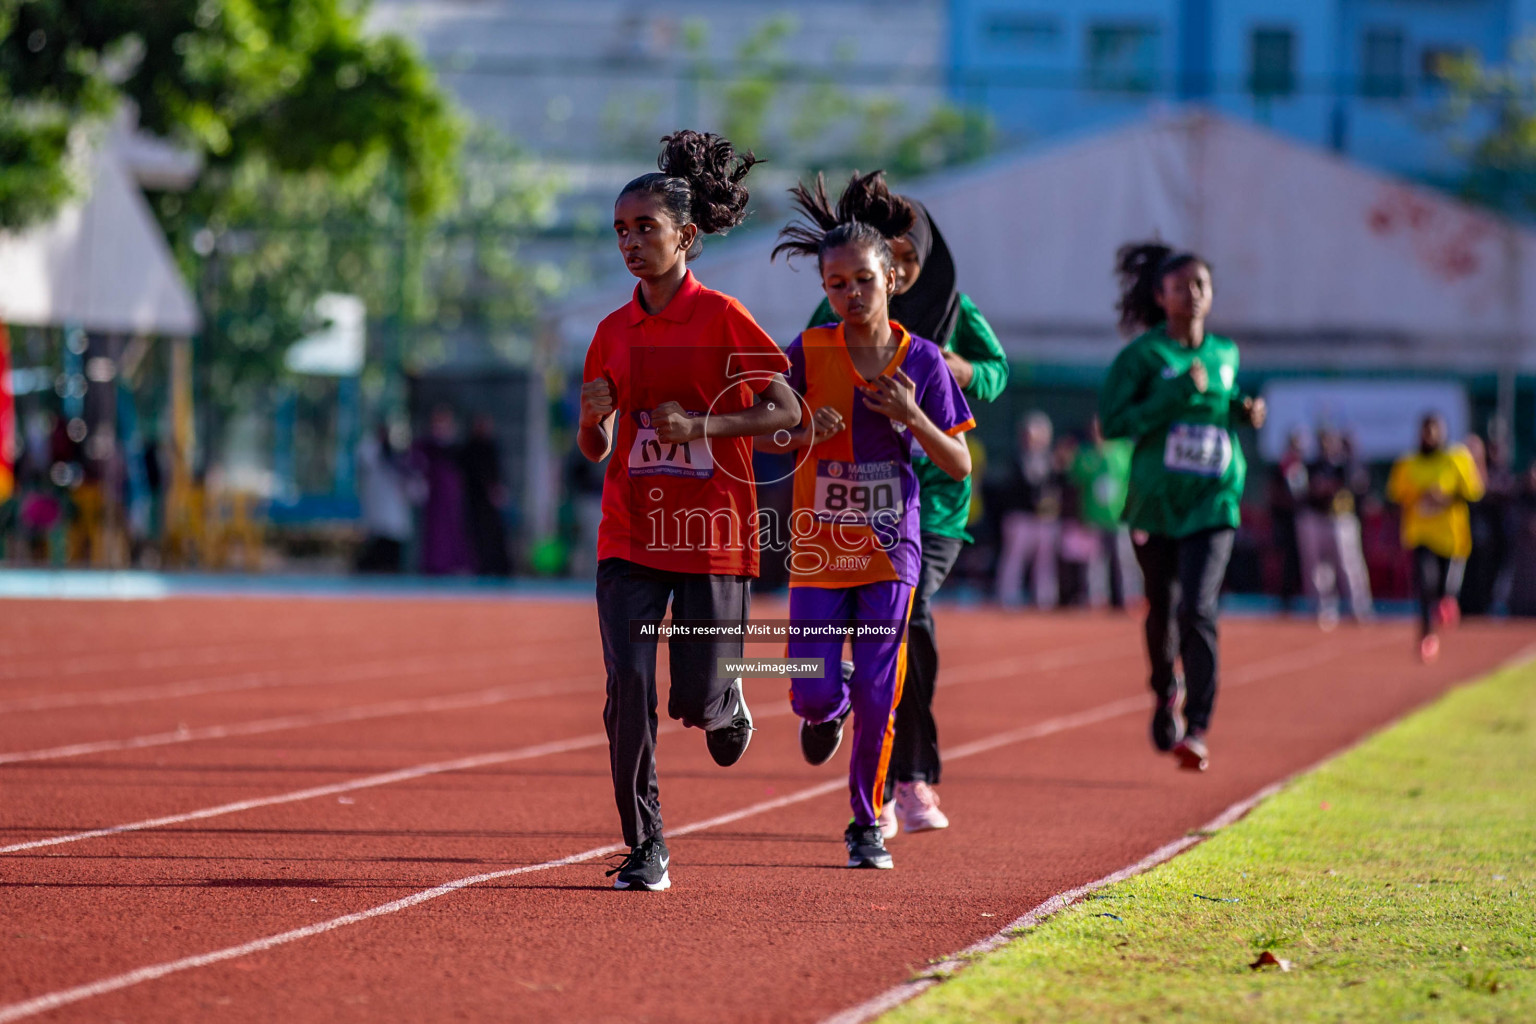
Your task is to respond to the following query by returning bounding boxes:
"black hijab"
[888,198,961,348]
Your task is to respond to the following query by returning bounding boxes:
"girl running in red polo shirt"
[763,193,974,870]
[580,131,798,891]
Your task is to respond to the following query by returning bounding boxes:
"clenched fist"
[580,378,615,428]
[810,406,846,444]
[652,401,702,445]
[1188,358,1209,394]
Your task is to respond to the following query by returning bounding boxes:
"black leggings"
[1412,547,1464,638]
[596,557,750,847]
[884,532,965,797]
[1133,528,1235,735]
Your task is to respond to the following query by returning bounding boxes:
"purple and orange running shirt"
[785,321,974,589]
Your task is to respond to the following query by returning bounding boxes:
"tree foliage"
[1437,39,1536,214]
[161,128,563,409]
[0,1,567,428]
[0,0,460,228]
[678,15,995,181]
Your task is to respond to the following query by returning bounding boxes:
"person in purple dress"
[413,406,472,575]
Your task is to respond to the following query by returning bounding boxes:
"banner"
[1259,378,1470,463]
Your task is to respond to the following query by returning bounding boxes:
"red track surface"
[0,596,1530,1023]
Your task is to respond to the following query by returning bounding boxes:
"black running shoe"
[705,678,753,767]
[607,837,671,891]
[844,822,894,869]
[1172,733,1209,772]
[799,710,849,766]
[1150,678,1187,752]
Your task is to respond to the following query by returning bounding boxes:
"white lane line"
[819,633,1535,1024]
[0,632,1414,1021]
[0,643,589,714]
[0,731,612,855]
[0,628,1125,716]
[0,676,597,766]
[939,639,1138,686]
[0,640,343,683]
[818,779,1290,1024]
[0,641,1131,851]
[0,775,837,1024]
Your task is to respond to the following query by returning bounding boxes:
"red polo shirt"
[583,271,787,576]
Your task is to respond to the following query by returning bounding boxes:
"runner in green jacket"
[802,171,1009,835]
[1098,243,1266,773]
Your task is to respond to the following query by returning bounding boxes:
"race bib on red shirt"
[627,410,714,479]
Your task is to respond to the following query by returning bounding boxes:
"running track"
[0,595,1530,1023]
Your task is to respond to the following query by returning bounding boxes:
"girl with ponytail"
[796,170,1009,838]
[759,181,975,870]
[579,131,799,891]
[1099,242,1266,773]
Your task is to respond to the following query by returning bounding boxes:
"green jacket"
[807,293,1008,539]
[1098,325,1248,538]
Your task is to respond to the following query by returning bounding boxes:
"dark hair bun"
[771,169,912,267]
[1114,241,1208,333]
[836,170,915,239]
[658,130,760,235]
[1115,242,1174,286]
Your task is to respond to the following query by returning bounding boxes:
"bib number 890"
[823,482,895,514]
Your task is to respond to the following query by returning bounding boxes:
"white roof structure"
[0,134,201,337]
[554,110,1536,373]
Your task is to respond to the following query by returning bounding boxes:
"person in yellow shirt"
[1386,413,1485,663]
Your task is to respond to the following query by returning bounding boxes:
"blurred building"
[555,110,1536,463]
[369,0,947,162]
[948,0,1536,182]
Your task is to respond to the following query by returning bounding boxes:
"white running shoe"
[895,781,949,832]
[705,677,753,767]
[876,796,898,840]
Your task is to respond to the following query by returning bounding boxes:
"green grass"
[883,662,1536,1023]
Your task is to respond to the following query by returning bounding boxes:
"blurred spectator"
[565,443,607,578]
[1299,428,1373,626]
[990,411,1061,609]
[1268,430,1308,612]
[355,423,413,574]
[462,414,512,577]
[412,407,472,576]
[1068,416,1140,608]
[1506,460,1536,616]
[1462,435,1514,615]
[1054,434,1092,606]
[1387,413,1484,662]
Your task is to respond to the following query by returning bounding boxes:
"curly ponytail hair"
[771,170,913,272]
[617,130,760,260]
[1114,241,1210,333]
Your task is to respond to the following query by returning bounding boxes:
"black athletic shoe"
[607,837,671,891]
[1172,733,1209,772]
[705,678,753,767]
[844,823,894,869]
[1151,678,1187,752]
[800,711,849,766]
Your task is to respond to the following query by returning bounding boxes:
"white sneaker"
[876,796,898,840]
[895,781,949,832]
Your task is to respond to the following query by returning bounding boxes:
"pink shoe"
[895,781,950,832]
[1419,634,1441,664]
[876,796,898,840]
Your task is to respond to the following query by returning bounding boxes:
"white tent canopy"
[554,110,1536,373]
[0,135,201,337]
